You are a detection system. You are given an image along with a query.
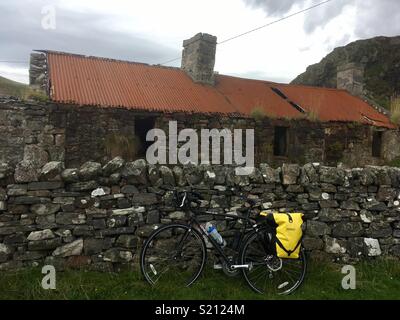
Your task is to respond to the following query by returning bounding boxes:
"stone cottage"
[2,33,399,170]
[1,34,400,271]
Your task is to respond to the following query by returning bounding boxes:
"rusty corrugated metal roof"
[215,75,305,119]
[46,51,395,128]
[47,51,240,115]
[274,84,395,128]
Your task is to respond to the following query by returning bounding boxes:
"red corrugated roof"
[215,75,304,119]
[274,84,394,127]
[46,51,395,128]
[47,51,238,115]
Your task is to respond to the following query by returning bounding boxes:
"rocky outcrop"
[292,36,400,109]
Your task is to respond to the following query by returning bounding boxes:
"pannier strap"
[275,237,302,256]
[285,213,293,223]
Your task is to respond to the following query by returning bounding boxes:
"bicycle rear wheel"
[241,230,306,295]
[140,224,207,287]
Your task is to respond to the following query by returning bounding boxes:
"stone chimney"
[181,33,217,85]
[337,62,364,96]
[29,52,49,94]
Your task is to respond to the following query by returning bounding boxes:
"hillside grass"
[0,258,399,300]
[0,76,30,98]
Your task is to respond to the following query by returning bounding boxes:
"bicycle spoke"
[242,230,306,295]
[141,224,206,288]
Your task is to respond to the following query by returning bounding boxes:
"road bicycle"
[140,190,307,295]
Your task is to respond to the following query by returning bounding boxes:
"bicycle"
[140,190,307,295]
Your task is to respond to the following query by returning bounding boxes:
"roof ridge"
[216,73,279,85]
[217,73,351,92]
[42,50,359,94]
[276,82,350,92]
[42,50,182,71]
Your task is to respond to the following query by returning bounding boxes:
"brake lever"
[179,192,187,208]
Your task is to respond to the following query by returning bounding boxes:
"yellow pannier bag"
[261,212,304,259]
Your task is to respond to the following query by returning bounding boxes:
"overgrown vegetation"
[0,259,399,300]
[347,122,362,129]
[390,94,400,125]
[250,106,278,121]
[283,115,300,122]
[250,106,266,120]
[305,110,320,122]
[104,132,141,161]
[0,75,51,102]
[388,157,400,168]
[23,89,50,102]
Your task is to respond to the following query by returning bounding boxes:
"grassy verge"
[1,258,399,300]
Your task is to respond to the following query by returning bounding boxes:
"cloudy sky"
[1,0,399,84]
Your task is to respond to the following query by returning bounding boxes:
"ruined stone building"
[2,33,399,171]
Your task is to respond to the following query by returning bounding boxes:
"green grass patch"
[388,157,400,168]
[0,75,49,102]
[1,258,399,300]
[0,76,30,98]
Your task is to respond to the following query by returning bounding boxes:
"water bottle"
[206,222,227,247]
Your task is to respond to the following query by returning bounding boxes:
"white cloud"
[0,65,29,83]
[0,0,399,85]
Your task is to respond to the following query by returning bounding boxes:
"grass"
[390,94,400,125]
[0,75,50,102]
[388,157,400,167]
[306,110,320,122]
[0,258,399,300]
[250,106,267,120]
[23,90,49,102]
[250,106,278,121]
[0,76,30,98]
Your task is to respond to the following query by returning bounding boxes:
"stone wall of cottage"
[1,97,399,170]
[0,97,65,168]
[152,113,399,168]
[0,158,400,271]
[50,105,138,167]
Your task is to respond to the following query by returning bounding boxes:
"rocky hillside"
[0,75,30,98]
[292,36,400,109]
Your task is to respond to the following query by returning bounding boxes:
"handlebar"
[176,190,259,216]
[176,190,204,208]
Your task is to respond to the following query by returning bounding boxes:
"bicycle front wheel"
[140,224,207,287]
[241,230,307,295]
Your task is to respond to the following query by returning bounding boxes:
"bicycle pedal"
[213,264,223,270]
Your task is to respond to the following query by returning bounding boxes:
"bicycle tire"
[240,229,307,295]
[140,223,207,287]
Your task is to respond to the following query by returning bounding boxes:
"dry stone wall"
[0,158,400,271]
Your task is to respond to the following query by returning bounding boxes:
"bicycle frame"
[182,211,266,269]
[141,191,307,294]
[172,191,274,270]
